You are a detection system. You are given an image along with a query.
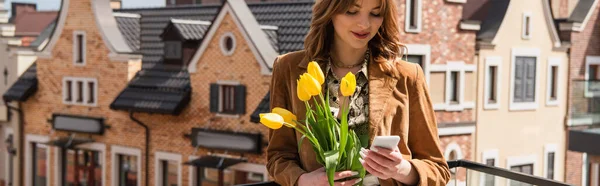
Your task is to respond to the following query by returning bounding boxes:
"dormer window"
[164,41,182,59]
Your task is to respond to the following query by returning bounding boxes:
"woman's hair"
[304,0,405,78]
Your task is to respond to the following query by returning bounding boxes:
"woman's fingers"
[333,170,359,180]
[333,178,363,186]
[371,147,403,162]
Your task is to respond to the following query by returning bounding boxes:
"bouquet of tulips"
[260,61,365,186]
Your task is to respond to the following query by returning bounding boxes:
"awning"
[184,155,246,170]
[250,92,270,123]
[568,128,600,155]
[45,137,94,149]
[3,63,37,102]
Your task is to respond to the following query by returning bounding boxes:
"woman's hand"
[298,167,363,186]
[359,147,418,185]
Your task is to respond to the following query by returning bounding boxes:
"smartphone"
[370,136,400,150]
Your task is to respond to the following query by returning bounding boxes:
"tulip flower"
[307,61,325,85]
[259,113,284,129]
[272,107,297,124]
[297,80,311,101]
[300,73,322,96]
[340,72,356,97]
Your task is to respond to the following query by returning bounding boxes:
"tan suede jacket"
[266,50,450,186]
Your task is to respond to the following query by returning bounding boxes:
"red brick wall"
[565,151,583,185]
[439,135,472,183]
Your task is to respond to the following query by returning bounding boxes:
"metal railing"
[236,160,573,186]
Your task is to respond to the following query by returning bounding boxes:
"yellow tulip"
[340,72,356,97]
[297,79,311,101]
[307,61,325,85]
[272,107,297,124]
[300,73,321,96]
[259,113,284,129]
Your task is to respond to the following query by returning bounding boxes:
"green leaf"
[324,150,340,186]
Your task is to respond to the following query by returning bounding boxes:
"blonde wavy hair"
[304,0,405,78]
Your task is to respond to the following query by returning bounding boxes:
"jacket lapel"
[367,60,397,145]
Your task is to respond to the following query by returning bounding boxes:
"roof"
[30,20,56,49]
[116,1,312,68]
[92,0,135,54]
[13,11,58,36]
[163,19,211,40]
[110,68,191,115]
[462,0,510,42]
[114,13,141,52]
[568,0,595,23]
[250,92,270,123]
[3,63,37,102]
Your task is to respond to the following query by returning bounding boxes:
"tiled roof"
[568,0,595,23]
[110,68,191,115]
[116,2,312,67]
[14,11,58,36]
[166,19,211,40]
[3,63,37,102]
[30,20,56,49]
[463,0,510,42]
[114,13,141,52]
[250,92,270,123]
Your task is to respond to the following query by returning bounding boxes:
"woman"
[266,0,450,185]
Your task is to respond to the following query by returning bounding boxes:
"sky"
[3,0,165,12]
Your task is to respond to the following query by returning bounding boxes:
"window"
[164,41,182,59]
[210,83,246,115]
[485,159,496,186]
[507,155,536,186]
[585,56,600,97]
[481,150,498,186]
[449,71,460,104]
[550,67,558,100]
[547,58,561,106]
[192,167,265,186]
[118,155,138,186]
[514,57,536,103]
[405,0,421,33]
[61,149,102,186]
[112,145,141,186]
[546,152,555,179]
[489,66,497,102]
[484,57,501,109]
[155,152,180,186]
[31,143,48,186]
[510,164,534,186]
[544,144,557,180]
[522,12,532,39]
[63,77,98,106]
[220,33,236,56]
[73,31,86,65]
[511,48,540,111]
[406,55,423,67]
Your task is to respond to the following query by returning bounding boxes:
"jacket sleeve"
[266,56,307,186]
[405,63,451,186]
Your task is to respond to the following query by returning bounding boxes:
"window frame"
[215,80,243,118]
[404,44,431,85]
[510,48,540,111]
[543,144,558,180]
[584,56,600,97]
[164,41,182,60]
[72,31,86,66]
[546,58,561,106]
[219,32,237,56]
[506,154,537,186]
[480,149,499,186]
[112,145,142,186]
[522,12,532,40]
[62,77,98,107]
[484,56,502,110]
[405,0,422,33]
[54,143,106,186]
[24,134,50,186]
[155,151,181,186]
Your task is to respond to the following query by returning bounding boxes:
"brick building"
[553,0,600,185]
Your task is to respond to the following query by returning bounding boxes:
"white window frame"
[24,134,50,186]
[584,56,600,97]
[73,31,86,66]
[522,12,532,40]
[219,32,237,56]
[3,127,13,185]
[510,48,540,111]
[480,149,499,186]
[188,156,198,186]
[155,151,182,186]
[62,77,98,107]
[405,0,422,33]
[546,58,561,106]
[484,56,502,110]
[506,154,537,186]
[215,80,241,118]
[430,61,476,111]
[54,143,106,186]
[404,44,431,84]
[543,144,557,180]
[112,145,142,186]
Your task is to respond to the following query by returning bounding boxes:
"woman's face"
[332,0,383,50]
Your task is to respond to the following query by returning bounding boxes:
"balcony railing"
[236,160,572,186]
[570,80,600,126]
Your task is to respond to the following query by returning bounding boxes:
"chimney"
[10,3,36,23]
[110,0,122,9]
